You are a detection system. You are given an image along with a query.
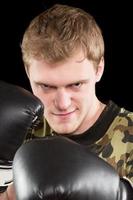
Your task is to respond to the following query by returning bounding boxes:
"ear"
[95,57,104,82]
[24,65,30,79]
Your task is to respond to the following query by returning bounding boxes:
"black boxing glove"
[0,81,44,192]
[13,136,133,200]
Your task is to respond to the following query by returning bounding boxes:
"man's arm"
[7,184,16,200]
[0,185,15,200]
[0,192,8,200]
[0,81,44,199]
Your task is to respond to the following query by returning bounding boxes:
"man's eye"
[41,84,49,88]
[71,82,82,89]
[41,84,54,91]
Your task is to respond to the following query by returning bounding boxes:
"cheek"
[31,87,46,106]
[78,90,93,108]
[35,91,53,108]
[80,96,89,109]
[74,93,88,109]
[32,88,42,100]
[29,82,51,107]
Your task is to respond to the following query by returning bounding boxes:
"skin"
[27,50,105,135]
[0,184,16,200]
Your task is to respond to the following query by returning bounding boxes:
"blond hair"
[21,4,104,68]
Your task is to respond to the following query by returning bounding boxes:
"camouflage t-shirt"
[34,101,133,185]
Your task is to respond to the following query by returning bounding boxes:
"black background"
[1,0,133,110]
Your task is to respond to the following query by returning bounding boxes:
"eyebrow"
[36,79,89,87]
[75,57,86,63]
[67,79,89,86]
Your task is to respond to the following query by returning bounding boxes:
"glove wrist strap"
[0,160,13,187]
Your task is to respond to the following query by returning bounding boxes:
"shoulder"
[119,107,133,120]
[113,107,133,138]
[104,106,133,148]
[97,106,133,182]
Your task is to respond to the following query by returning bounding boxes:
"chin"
[52,126,75,135]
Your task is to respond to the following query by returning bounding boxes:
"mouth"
[52,110,76,117]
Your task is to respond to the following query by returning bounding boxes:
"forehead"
[29,53,94,85]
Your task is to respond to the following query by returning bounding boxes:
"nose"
[54,88,71,111]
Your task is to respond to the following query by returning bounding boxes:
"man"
[0,3,132,199]
[22,3,133,183]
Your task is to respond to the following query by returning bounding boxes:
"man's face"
[27,51,103,135]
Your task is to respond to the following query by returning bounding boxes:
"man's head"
[21,4,105,135]
[21,4,104,69]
